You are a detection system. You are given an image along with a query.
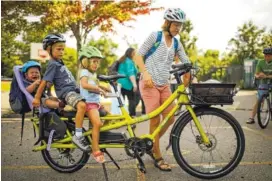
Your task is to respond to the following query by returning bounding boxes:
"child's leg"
[70,100,90,151]
[86,104,105,163]
[75,101,86,130]
[64,92,89,151]
[86,109,103,151]
[43,99,60,109]
[42,97,65,109]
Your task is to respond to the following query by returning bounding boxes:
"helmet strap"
[49,46,53,58]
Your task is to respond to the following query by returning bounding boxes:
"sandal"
[246,118,255,124]
[92,151,106,163]
[154,157,172,172]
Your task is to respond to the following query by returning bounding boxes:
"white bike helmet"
[164,8,186,23]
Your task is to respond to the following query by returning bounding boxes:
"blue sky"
[64,0,271,56]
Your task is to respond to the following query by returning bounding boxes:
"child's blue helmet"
[22,60,41,73]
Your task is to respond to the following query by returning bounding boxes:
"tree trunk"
[70,22,82,83]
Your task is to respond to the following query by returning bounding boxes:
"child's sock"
[75,128,83,137]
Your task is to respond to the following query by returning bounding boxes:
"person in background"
[117,47,138,117]
[247,47,272,124]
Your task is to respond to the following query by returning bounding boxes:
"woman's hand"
[143,71,154,88]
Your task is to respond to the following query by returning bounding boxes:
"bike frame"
[32,83,210,152]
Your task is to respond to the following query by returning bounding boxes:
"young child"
[22,60,65,109]
[32,33,90,152]
[79,46,111,163]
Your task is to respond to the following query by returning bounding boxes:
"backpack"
[144,31,179,62]
[34,111,67,146]
[10,66,33,145]
[108,60,120,75]
[9,76,31,114]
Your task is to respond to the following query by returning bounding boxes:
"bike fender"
[166,106,206,151]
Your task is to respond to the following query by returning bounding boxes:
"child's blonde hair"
[81,57,90,69]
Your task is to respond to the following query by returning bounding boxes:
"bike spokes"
[181,117,238,173]
[259,98,270,127]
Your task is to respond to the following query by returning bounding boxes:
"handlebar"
[169,63,193,74]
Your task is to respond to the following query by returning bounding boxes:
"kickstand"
[102,148,120,169]
[102,163,109,181]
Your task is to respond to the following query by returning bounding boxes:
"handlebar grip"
[171,62,192,69]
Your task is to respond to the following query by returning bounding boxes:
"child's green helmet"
[79,46,104,60]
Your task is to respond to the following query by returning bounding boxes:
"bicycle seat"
[97,74,126,82]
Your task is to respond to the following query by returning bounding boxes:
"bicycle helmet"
[79,46,104,60]
[42,33,66,50]
[263,47,272,55]
[164,8,186,23]
[22,60,41,73]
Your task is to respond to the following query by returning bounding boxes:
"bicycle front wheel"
[257,94,270,129]
[171,107,245,179]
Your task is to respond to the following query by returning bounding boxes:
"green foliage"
[228,21,271,65]
[42,0,161,51]
[178,20,198,62]
[1,1,52,77]
[62,47,78,78]
[87,37,118,75]
[1,0,158,77]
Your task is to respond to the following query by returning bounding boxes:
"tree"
[42,0,161,51]
[228,21,269,65]
[1,1,51,76]
[62,47,78,78]
[87,37,118,75]
[1,0,161,77]
[178,20,198,62]
[261,30,272,48]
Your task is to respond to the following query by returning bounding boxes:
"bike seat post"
[109,81,124,107]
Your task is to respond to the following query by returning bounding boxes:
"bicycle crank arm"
[135,150,146,173]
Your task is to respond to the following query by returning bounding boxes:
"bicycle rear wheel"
[171,107,245,179]
[41,124,90,173]
[257,94,270,129]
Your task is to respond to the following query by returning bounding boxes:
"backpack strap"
[19,112,25,145]
[144,31,163,62]
[144,31,179,62]
[173,37,178,53]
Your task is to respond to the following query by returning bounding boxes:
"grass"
[1,81,11,92]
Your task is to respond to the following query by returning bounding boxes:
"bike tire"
[171,107,245,179]
[257,94,270,129]
[41,126,90,173]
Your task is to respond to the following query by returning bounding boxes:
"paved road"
[1,91,272,181]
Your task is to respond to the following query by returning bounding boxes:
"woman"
[135,8,190,171]
[117,48,138,117]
